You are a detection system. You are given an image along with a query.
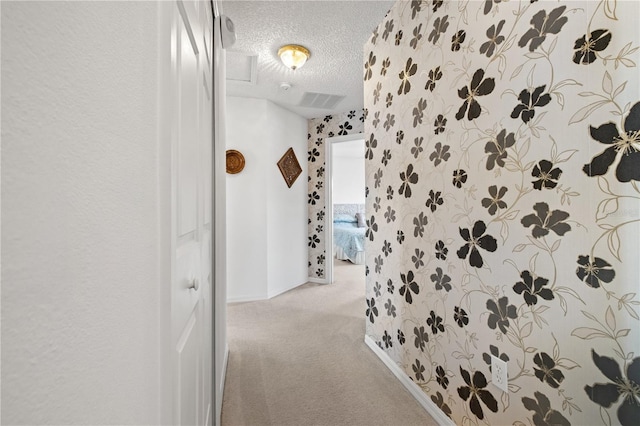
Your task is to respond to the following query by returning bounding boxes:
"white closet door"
[170,1,213,425]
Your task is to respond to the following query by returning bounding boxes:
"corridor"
[221,260,437,425]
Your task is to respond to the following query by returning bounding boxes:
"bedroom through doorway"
[325,133,366,284]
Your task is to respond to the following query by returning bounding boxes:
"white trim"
[364,335,456,426]
[324,132,365,285]
[212,4,228,426]
[267,281,307,299]
[212,0,222,16]
[216,343,229,426]
[220,344,229,396]
[227,281,308,303]
[227,294,267,303]
[307,277,328,284]
[327,133,365,144]
[325,140,334,283]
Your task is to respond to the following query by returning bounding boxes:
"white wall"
[332,140,365,205]
[266,102,309,298]
[225,97,269,300]
[226,97,308,301]
[1,2,163,424]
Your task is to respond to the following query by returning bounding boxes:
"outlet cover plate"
[491,355,508,393]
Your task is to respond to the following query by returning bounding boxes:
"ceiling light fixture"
[278,44,310,70]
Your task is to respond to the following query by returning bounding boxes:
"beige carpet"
[221,259,438,426]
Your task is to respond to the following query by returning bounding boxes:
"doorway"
[325,133,366,284]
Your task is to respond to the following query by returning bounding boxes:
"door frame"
[158,1,223,424]
[324,132,365,284]
[211,2,228,425]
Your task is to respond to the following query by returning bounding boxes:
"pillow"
[334,214,357,223]
[355,212,366,228]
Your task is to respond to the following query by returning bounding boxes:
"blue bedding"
[333,222,365,262]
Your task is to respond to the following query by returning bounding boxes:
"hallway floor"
[221,259,437,426]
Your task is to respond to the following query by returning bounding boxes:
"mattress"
[333,222,365,265]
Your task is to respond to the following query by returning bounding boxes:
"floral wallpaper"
[363,1,639,425]
[308,110,364,279]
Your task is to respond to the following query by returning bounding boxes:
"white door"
[171,1,213,425]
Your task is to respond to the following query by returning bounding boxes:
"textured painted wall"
[227,97,308,301]
[1,2,162,423]
[363,1,640,424]
[308,110,364,279]
[226,97,269,300]
[265,101,309,297]
[333,151,366,205]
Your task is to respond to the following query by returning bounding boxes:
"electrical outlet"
[491,355,508,393]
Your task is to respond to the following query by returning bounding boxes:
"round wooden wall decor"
[226,149,245,174]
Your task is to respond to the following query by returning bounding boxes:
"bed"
[333,204,366,265]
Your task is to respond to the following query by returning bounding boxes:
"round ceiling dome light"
[278,44,310,70]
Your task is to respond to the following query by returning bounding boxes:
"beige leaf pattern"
[354,0,640,424]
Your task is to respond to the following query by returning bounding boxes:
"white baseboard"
[267,280,306,299]
[227,294,267,303]
[221,344,229,394]
[364,335,455,426]
[216,343,229,425]
[228,280,309,303]
[307,277,328,284]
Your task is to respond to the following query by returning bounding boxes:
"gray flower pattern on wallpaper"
[307,110,364,279]
[362,1,639,425]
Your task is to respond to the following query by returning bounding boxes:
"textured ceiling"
[221,0,394,119]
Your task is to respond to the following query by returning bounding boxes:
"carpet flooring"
[221,259,438,426]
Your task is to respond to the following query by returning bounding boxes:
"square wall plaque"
[277,147,302,188]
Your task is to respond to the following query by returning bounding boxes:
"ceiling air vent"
[298,92,345,109]
[226,52,257,85]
